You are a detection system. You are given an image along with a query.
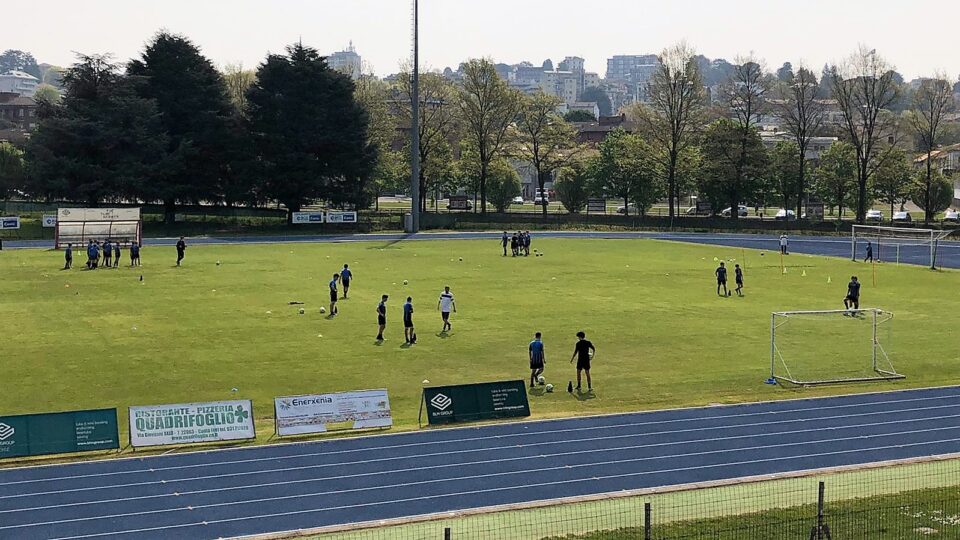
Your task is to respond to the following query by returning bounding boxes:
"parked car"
[511,196,525,205]
[892,211,912,223]
[617,203,639,215]
[865,209,883,223]
[534,195,550,206]
[774,209,797,221]
[943,209,960,223]
[721,205,748,217]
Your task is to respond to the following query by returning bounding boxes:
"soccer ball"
[298,308,305,315]
[727,291,732,297]
[320,307,326,314]
[537,376,546,385]
[216,261,221,266]
[545,384,554,393]
[459,257,463,262]
[403,280,409,285]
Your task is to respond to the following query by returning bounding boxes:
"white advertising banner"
[291,211,325,224]
[128,400,255,448]
[325,211,358,224]
[57,208,141,222]
[274,389,392,436]
[41,215,57,228]
[0,216,20,230]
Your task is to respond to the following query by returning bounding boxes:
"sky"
[5,0,960,80]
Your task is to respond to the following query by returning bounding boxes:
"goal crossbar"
[770,308,904,386]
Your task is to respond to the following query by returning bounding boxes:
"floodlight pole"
[408,0,421,233]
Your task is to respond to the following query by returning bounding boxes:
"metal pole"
[872,309,878,372]
[443,526,451,540]
[643,502,652,540]
[816,481,825,540]
[409,0,421,233]
[770,314,776,380]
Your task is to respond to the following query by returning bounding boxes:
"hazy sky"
[6,0,960,80]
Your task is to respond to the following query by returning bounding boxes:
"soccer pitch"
[1,237,958,443]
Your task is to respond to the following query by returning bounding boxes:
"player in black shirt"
[734,264,744,297]
[376,295,388,341]
[844,276,861,312]
[715,262,729,297]
[569,331,596,392]
[176,237,186,266]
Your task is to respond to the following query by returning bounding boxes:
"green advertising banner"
[0,409,119,459]
[422,380,530,425]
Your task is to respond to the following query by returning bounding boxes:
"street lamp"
[408,0,421,233]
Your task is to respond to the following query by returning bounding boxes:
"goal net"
[55,208,142,249]
[851,225,953,269]
[769,309,903,386]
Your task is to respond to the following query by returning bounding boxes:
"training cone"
[567,381,574,393]
[802,270,807,277]
[782,267,787,274]
[828,276,832,284]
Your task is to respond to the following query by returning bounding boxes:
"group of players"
[325,263,458,345]
[63,239,142,270]
[502,231,533,257]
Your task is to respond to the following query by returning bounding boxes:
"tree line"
[1,36,957,225]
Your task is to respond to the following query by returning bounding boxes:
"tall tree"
[719,55,769,220]
[456,58,521,213]
[397,70,458,213]
[830,46,901,223]
[355,75,401,210]
[589,129,659,216]
[127,32,236,223]
[908,74,955,225]
[870,148,912,219]
[0,142,24,202]
[814,141,857,218]
[554,158,592,214]
[641,42,705,221]
[514,91,580,216]
[777,64,824,217]
[486,158,522,212]
[25,54,168,205]
[0,50,42,79]
[769,141,803,210]
[246,43,373,220]
[699,119,769,214]
[911,170,953,219]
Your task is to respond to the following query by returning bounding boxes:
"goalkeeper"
[843,276,860,311]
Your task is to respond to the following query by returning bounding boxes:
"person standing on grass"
[844,276,861,312]
[715,261,729,297]
[523,231,531,256]
[510,233,519,257]
[340,264,353,299]
[529,332,545,388]
[328,274,340,316]
[569,331,595,393]
[734,264,744,297]
[403,297,416,344]
[92,241,101,269]
[102,239,112,268]
[437,286,456,332]
[130,242,141,267]
[176,237,186,266]
[376,295,388,341]
[113,242,121,268]
[85,240,94,269]
[779,233,789,255]
[64,243,73,270]
[864,241,874,263]
[501,231,509,256]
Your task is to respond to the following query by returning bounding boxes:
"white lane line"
[36,434,960,540]
[6,410,960,514]
[5,392,958,487]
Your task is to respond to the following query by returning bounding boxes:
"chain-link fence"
[300,456,960,540]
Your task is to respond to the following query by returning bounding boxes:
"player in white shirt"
[437,286,457,332]
[779,233,789,255]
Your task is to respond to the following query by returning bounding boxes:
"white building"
[568,101,600,119]
[328,42,362,80]
[914,144,960,205]
[0,71,39,97]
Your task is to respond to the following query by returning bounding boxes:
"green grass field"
[1,237,959,449]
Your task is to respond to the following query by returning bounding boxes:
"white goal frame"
[769,309,904,386]
[54,208,143,249]
[851,225,953,269]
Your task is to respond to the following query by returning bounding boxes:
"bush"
[487,159,522,212]
[555,163,591,213]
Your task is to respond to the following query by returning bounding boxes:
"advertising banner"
[587,198,606,214]
[128,400,255,448]
[448,195,469,211]
[57,208,141,222]
[0,216,20,230]
[42,215,57,228]
[291,211,325,224]
[325,211,358,224]
[275,389,392,436]
[0,409,119,459]
[422,380,530,425]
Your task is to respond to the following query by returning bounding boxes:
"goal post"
[851,225,953,269]
[769,309,904,386]
[55,208,142,249]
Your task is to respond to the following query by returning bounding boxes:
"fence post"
[816,481,825,540]
[444,526,451,540]
[644,502,652,540]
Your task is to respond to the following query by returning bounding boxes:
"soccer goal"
[55,208,142,249]
[851,225,954,269]
[769,309,903,386]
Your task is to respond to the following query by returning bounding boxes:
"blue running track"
[5,231,959,269]
[3,386,960,539]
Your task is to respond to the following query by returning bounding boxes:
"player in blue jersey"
[340,264,353,299]
[529,332,546,388]
[403,297,416,344]
[715,261,729,297]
